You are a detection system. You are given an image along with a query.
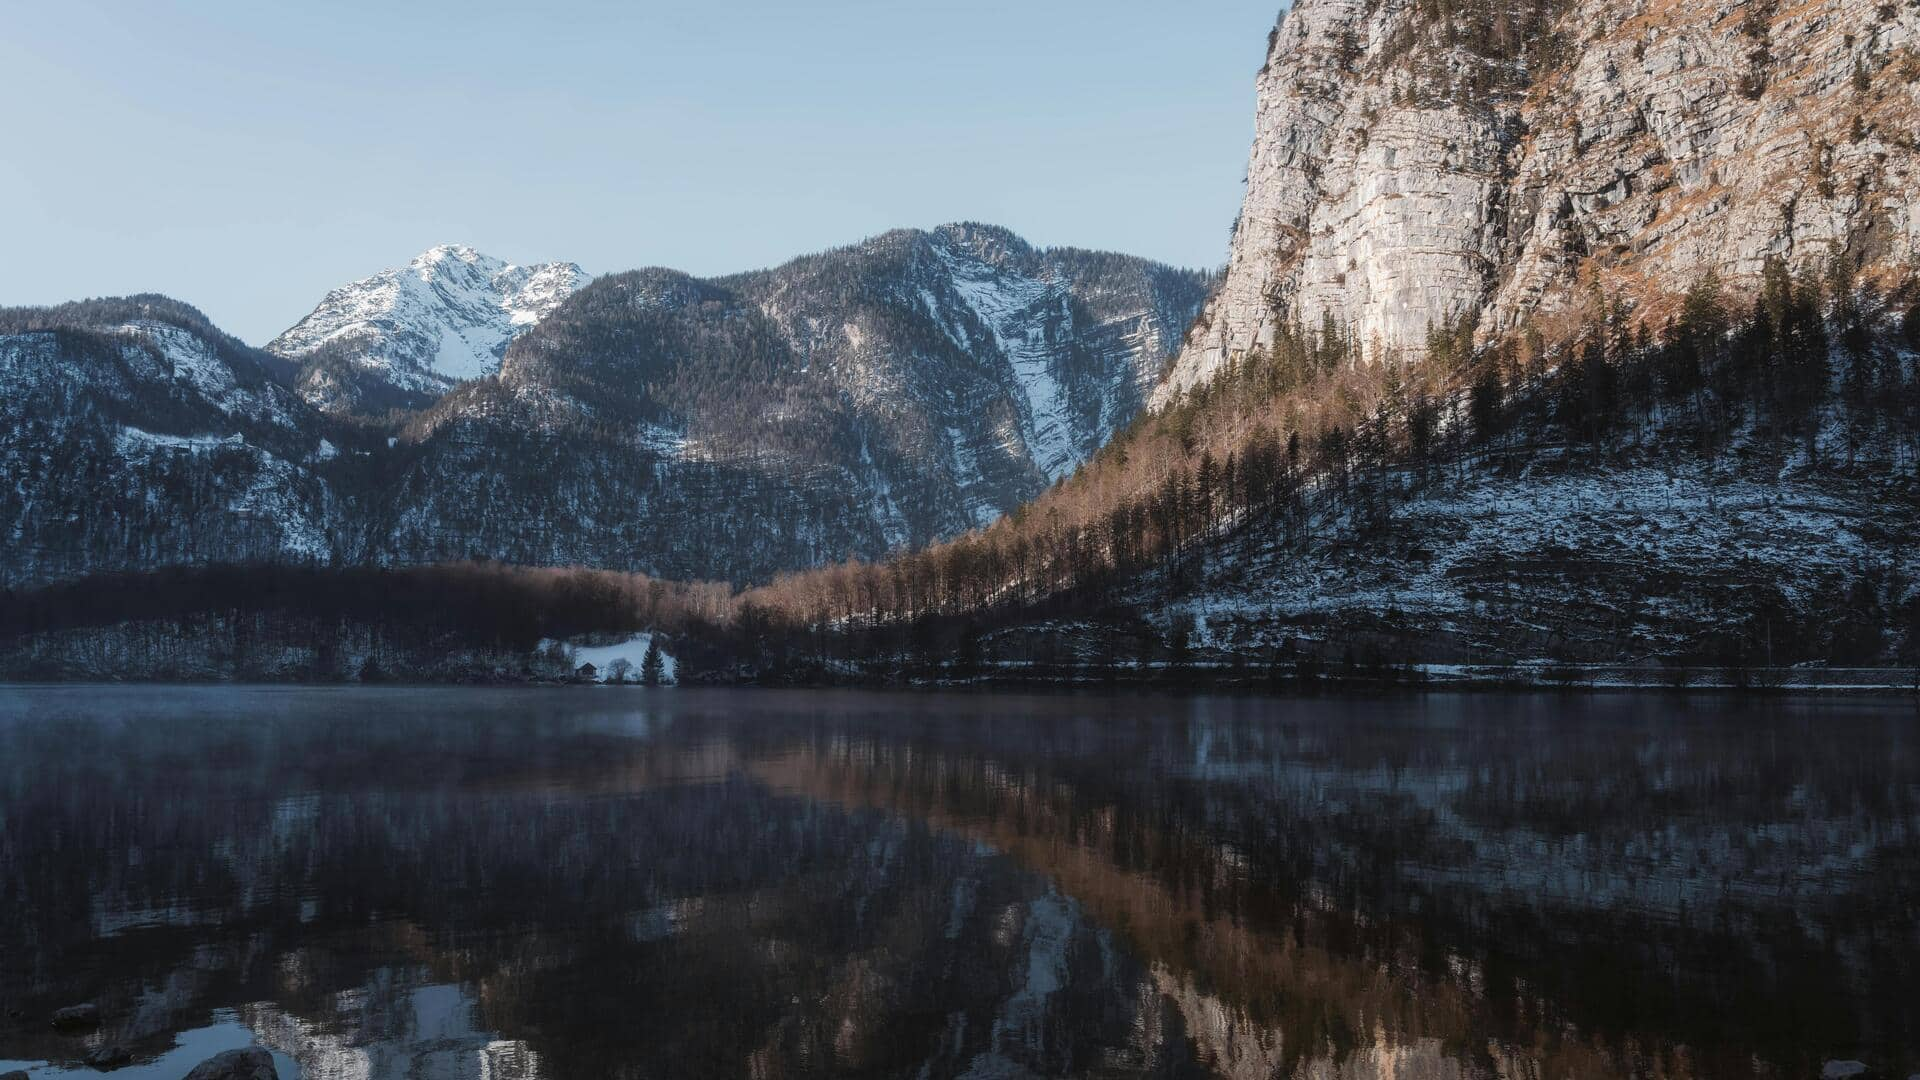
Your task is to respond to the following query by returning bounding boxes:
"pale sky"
[2,1,1282,343]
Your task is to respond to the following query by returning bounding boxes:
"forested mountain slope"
[380,225,1208,581]
[0,297,360,588]
[1139,301,1920,678]
[708,283,1920,684]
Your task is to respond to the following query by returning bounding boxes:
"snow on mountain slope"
[936,241,1079,483]
[1172,459,1916,658]
[1135,323,1920,673]
[269,245,589,409]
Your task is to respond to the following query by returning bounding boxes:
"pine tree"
[956,622,983,678]
[1469,366,1504,446]
[641,638,665,686]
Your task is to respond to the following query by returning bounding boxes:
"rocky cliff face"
[1160,0,1920,401]
[268,245,591,413]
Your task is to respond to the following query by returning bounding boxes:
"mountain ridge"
[378,224,1209,577]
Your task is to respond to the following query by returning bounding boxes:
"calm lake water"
[0,687,1915,1079]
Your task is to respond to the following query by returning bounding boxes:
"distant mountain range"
[0,225,1205,588]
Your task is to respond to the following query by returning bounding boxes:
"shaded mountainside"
[1135,327,1920,680]
[608,292,1917,688]
[0,296,361,588]
[0,226,1205,589]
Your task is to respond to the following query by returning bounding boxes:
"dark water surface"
[0,687,1915,1079]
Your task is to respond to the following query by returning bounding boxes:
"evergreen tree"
[1165,615,1195,679]
[955,622,983,678]
[641,638,665,686]
[1469,366,1504,445]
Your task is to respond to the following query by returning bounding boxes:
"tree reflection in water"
[0,687,1913,1079]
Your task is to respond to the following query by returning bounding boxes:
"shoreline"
[4,666,1917,698]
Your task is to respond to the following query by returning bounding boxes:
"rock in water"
[83,1044,130,1068]
[3,1070,32,1080]
[183,1047,279,1080]
[1822,1063,1870,1080]
[49,1002,99,1029]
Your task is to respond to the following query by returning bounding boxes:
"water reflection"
[0,687,1914,1079]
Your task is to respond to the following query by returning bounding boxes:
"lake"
[0,686,1915,1079]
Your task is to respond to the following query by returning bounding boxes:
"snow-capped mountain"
[0,226,1205,588]
[268,245,590,412]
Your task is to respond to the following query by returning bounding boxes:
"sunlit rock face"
[1159,0,1920,401]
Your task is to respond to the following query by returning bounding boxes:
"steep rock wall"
[1160,0,1920,402]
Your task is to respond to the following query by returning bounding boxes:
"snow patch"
[544,633,677,684]
[114,427,238,455]
[937,243,1080,483]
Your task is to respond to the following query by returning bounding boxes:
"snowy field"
[542,634,678,684]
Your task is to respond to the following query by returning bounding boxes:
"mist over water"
[0,687,1915,1079]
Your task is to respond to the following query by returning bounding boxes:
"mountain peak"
[268,248,592,409]
[410,243,493,272]
[933,221,1027,250]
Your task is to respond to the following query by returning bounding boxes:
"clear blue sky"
[2,1,1282,344]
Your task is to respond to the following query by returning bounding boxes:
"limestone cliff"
[1159,0,1920,401]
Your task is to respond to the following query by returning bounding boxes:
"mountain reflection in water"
[0,687,1914,1079]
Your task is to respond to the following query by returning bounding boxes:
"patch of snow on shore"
[545,633,677,684]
